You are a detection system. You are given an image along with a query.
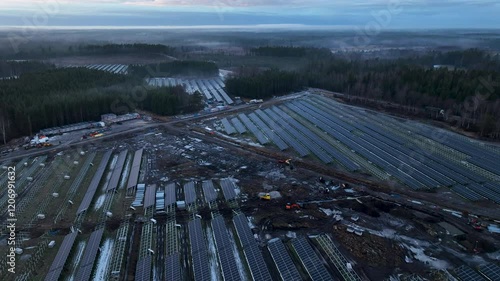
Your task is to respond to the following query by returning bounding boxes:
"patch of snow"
[247,142,264,148]
[487,224,500,234]
[406,245,449,270]
[205,226,221,281]
[118,155,132,189]
[92,239,114,281]
[228,227,249,281]
[344,189,355,193]
[320,208,334,216]
[286,231,297,239]
[93,194,105,211]
[247,216,256,229]
[66,240,86,281]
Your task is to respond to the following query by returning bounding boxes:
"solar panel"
[75,228,104,281]
[220,178,236,201]
[45,231,78,281]
[479,263,500,281]
[233,214,255,249]
[135,255,152,281]
[143,184,157,208]
[77,150,112,214]
[165,183,177,206]
[106,150,128,191]
[455,265,486,281]
[291,236,333,281]
[188,219,211,281]
[230,117,247,134]
[248,112,289,150]
[184,181,197,204]
[127,149,143,189]
[212,216,241,281]
[202,180,217,202]
[221,118,237,135]
[238,114,269,144]
[165,252,182,281]
[268,238,302,281]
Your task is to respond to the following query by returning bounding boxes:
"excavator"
[259,193,271,200]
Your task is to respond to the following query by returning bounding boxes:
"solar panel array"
[184,181,197,205]
[106,150,128,191]
[188,219,211,281]
[230,117,247,134]
[255,109,309,156]
[267,238,302,281]
[202,180,217,202]
[270,107,335,164]
[221,118,237,135]
[144,184,157,208]
[291,236,333,281]
[207,79,234,104]
[135,255,152,281]
[127,149,143,189]
[212,216,241,281]
[233,214,272,281]
[455,265,486,281]
[248,112,289,150]
[45,231,78,281]
[220,178,236,201]
[165,183,177,206]
[77,150,112,214]
[479,263,500,281]
[75,228,104,281]
[165,252,182,281]
[238,114,269,144]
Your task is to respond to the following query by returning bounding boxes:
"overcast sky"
[0,0,499,28]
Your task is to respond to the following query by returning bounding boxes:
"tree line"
[75,43,176,56]
[225,49,500,138]
[0,60,54,78]
[0,68,202,143]
[129,60,219,78]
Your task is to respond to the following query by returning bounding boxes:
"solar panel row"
[188,219,211,281]
[202,180,217,202]
[165,252,182,281]
[272,105,360,170]
[184,181,197,204]
[238,114,269,145]
[45,231,78,281]
[143,184,157,208]
[212,216,241,281]
[221,118,237,135]
[267,239,302,281]
[75,228,104,281]
[127,149,143,189]
[232,214,272,281]
[106,150,128,191]
[454,265,486,281]
[77,150,112,214]
[291,236,333,281]
[479,263,500,281]
[230,117,247,134]
[220,178,237,201]
[255,109,309,156]
[135,255,152,281]
[248,112,289,150]
[165,183,177,206]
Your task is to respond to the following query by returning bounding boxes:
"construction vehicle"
[285,203,301,210]
[260,193,271,200]
[468,218,483,231]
